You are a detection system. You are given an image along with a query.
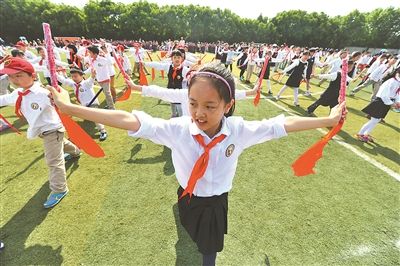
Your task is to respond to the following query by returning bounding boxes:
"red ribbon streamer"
[155,54,165,79]
[43,23,105,158]
[145,51,156,81]
[139,63,148,86]
[254,56,270,106]
[0,114,21,134]
[112,49,132,102]
[291,59,348,176]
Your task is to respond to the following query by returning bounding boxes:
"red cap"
[15,41,27,47]
[116,44,125,51]
[0,57,35,75]
[82,40,91,46]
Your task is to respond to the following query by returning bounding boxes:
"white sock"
[294,87,299,104]
[358,117,380,135]
[278,85,287,97]
[267,80,271,92]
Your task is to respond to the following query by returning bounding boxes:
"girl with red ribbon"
[47,62,346,265]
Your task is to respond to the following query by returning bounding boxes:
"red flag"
[112,49,132,102]
[43,23,105,158]
[151,68,155,81]
[139,63,148,85]
[254,56,270,106]
[116,86,131,102]
[291,121,343,176]
[155,54,165,79]
[291,59,348,176]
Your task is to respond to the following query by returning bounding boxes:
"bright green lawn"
[0,52,399,265]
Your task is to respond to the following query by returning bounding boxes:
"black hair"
[11,49,24,57]
[70,68,84,75]
[171,49,183,58]
[36,46,44,53]
[87,45,99,55]
[351,51,362,59]
[188,62,235,117]
[382,65,400,83]
[67,44,78,54]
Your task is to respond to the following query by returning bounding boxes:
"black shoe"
[99,131,108,141]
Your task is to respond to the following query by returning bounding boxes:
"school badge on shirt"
[79,88,84,93]
[225,144,235,157]
[31,103,39,110]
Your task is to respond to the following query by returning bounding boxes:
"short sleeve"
[235,114,287,149]
[127,110,188,148]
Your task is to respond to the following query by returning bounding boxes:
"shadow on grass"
[0,159,79,264]
[76,120,99,140]
[346,106,370,118]
[173,203,202,266]
[127,145,174,176]
[337,130,400,166]
[0,181,63,265]
[4,153,45,184]
[381,117,400,133]
[152,99,170,108]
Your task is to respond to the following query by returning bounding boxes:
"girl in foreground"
[47,63,346,266]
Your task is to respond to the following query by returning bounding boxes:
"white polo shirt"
[0,82,62,139]
[376,77,400,105]
[92,55,113,83]
[128,111,287,197]
[57,75,99,106]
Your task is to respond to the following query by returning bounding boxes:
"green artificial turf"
[0,52,399,265]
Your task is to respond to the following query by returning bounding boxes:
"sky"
[49,0,399,19]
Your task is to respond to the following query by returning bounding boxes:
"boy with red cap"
[0,57,81,208]
[15,41,36,62]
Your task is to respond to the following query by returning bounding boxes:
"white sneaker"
[294,102,300,107]
[275,95,281,100]
[304,91,311,96]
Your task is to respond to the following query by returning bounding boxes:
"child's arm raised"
[284,102,346,133]
[47,86,140,132]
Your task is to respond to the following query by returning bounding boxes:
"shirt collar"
[28,82,43,94]
[189,116,231,140]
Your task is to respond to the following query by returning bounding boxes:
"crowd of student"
[0,36,398,265]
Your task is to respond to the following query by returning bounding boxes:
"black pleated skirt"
[362,97,391,119]
[177,186,228,255]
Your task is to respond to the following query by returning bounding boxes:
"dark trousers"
[239,68,246,78]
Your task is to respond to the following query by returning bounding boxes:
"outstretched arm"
[47,86,141,132]
[284,102,346,132]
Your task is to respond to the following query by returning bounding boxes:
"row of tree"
[1,0,399,48]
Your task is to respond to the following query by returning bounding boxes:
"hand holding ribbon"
[253,56,270,106]
[291,59,348,176]
[43,23,105,158]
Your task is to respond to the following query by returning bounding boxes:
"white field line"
[235,80,400,181]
